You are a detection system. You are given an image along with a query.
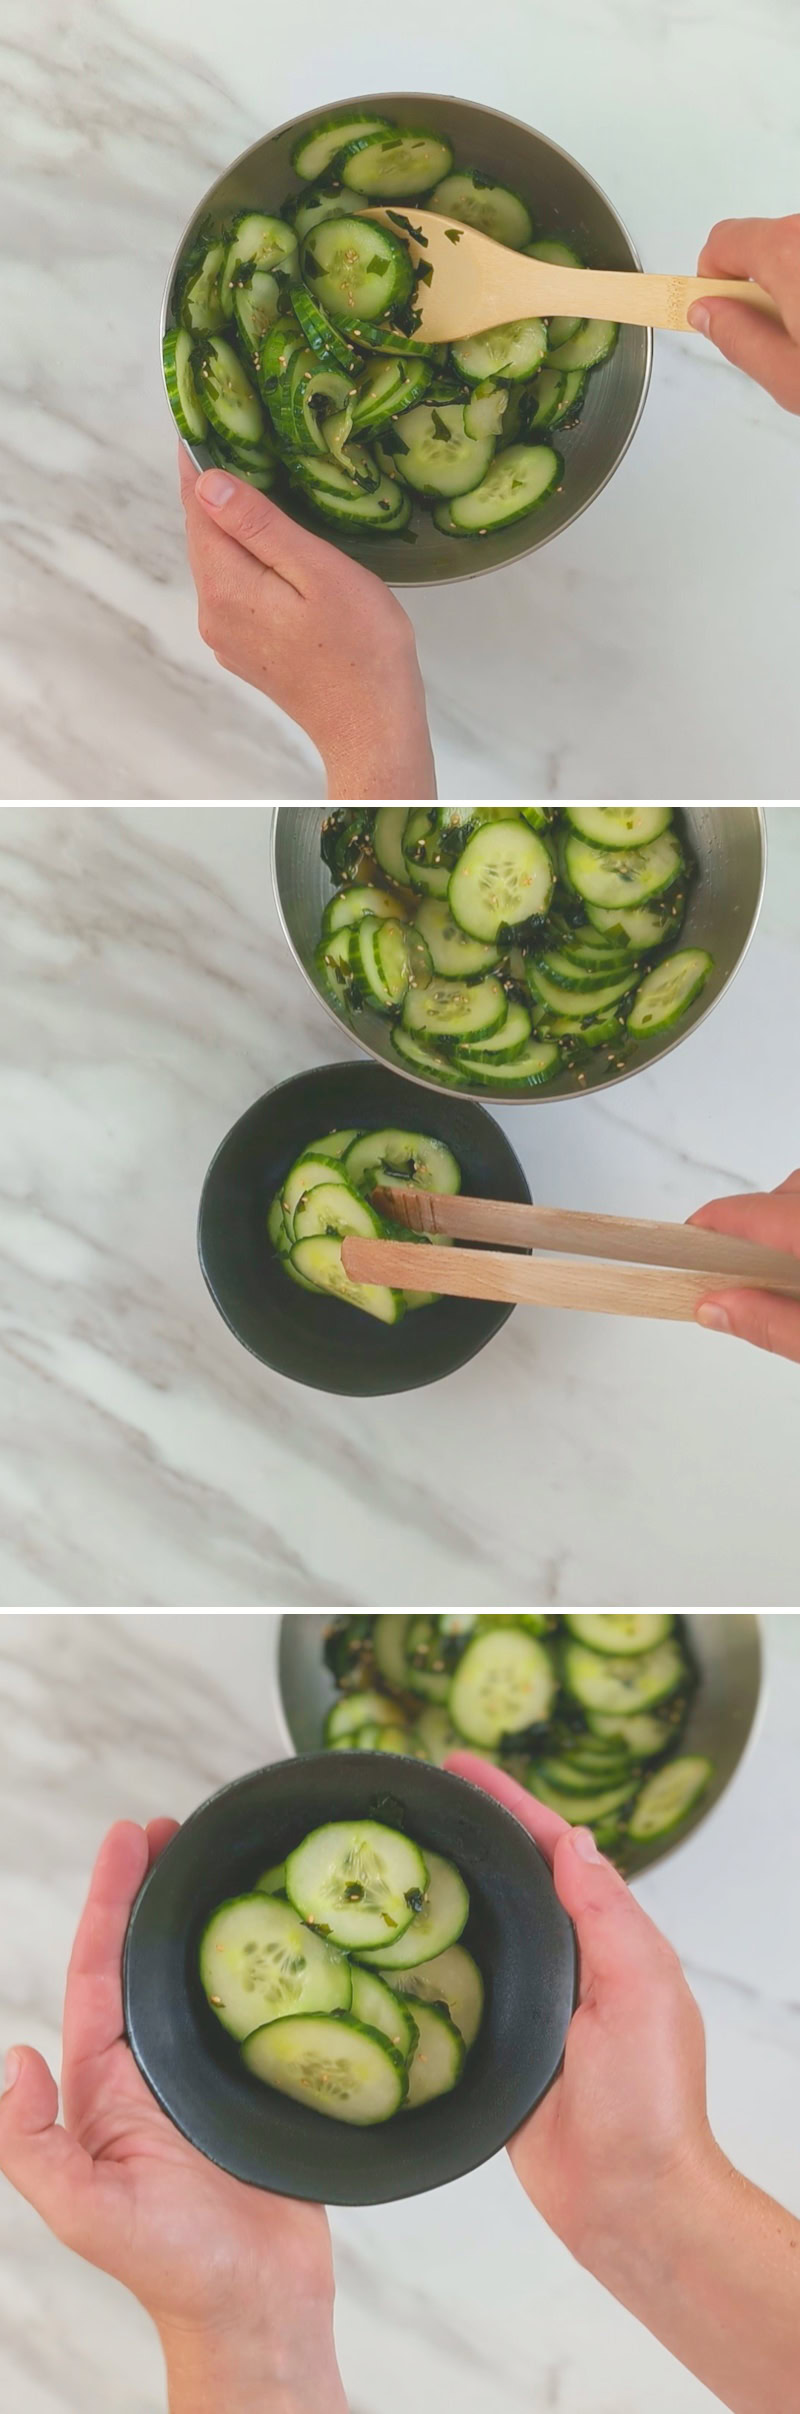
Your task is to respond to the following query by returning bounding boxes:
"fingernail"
[697,1303,731,1333]
[573,1828,601,1862]
[197,469,236,507]
[688,304,712,336]
[3,2050,21,2092]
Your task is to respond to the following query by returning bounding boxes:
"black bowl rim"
[123,1751,579,2204]
[196,1058,533,1394]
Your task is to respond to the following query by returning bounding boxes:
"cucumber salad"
[268,1120,463,1323]
[315,808,713,1090]
[321,1615,713,1865]
[200,1818,483,2122]
[163,107,620,545]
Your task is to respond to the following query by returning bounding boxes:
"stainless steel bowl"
[274,1615,763,1879]
[271,807,766,1104]
[161,90,652,587]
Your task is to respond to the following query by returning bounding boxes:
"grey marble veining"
[2,803,799,1610]
[2,2,799,799]
[0,1610,798,2414]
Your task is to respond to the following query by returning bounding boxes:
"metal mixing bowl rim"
[270,1614,765,1880]
[160,89,654,589]
[270,808,767,1106]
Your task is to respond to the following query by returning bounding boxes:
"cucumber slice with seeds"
[301,217,413,325]
[323,884,402,935]
[457,999,534,1060]
[414,896,500,979]
[527,1774,636,1823]
[281,1153,349,1233]
[194,336,264,447]
[305,1129,360,1160]
[292,114,394,184]
[563,1638,686,1717]
[564,830,684,909]
[451,319,548,385]
[547,319,618,369]
[449,818,554,943]
[293,1180,381,1243]
[341,129,453,199]
[586,897,685,947]
[628,1757,713,1841]
[359,1849,469,1970]
[393,404,495,499]
[450,1629,557,1746]
[349,1966,419,2060]
[179,240,228,334]
[527,962,635,1018]
[588,1711,675,1759]
[446,442,561,533]
[163,327,208,441]
[453,1038,559,1086]
[566,809,674,850]
[404,2001,465,2108]
[290,284,359,372]
[290,1235,404,1322]
[391,1027,468,1086]
[565,1614,675,1655]
[392,1943,484,2049]
[403,809,451,896]
[373,809,411,885]
[431,171,533,249]
[243,2012,407,2123]
[199,1894,351,2038]
[344,1127,461,1197]
[403,973,508,1044]
[232,268,281,356]
[627,950,713,1035]
[220,214,298,318]
[254,1861,287,1895]
[286,1820,428,1951]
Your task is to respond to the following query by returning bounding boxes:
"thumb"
[0,2047,96,2245]
[688,297,798,409]
[552,1828,655,1990]
[696,1286,800,1362]
[193,467,324,586]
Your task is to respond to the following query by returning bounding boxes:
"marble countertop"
[3,0,800,802]
[1,802,799,1611]
[0,1608,798,2414]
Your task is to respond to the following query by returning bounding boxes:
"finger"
[146,1817,180,1865]
[62,1822,149,2078]
[551,1828,660,1995]
[696,1287,800,1362]
[688,1186,800,1257]
[194,467,328,591]
[445,1752,569,1868]
[178,440,199,505]
[773,1169,800,1197]
[687,297,799,410]
[0,2047,96,2245]
[695,216,788,287]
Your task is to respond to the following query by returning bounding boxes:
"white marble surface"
[1,802,799,1610]
[2,1,800,801]
[0,1608,798,2414]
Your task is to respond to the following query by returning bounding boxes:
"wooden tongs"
[341,1193,800,1323]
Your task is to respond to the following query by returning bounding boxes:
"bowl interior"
[123,1753,577,2204]
[164,90,650,585]
[197,1061,532,1394]
[278,1616,762,1877]
[272,808,766,1104]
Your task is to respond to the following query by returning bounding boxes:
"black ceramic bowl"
[123,1753,577,2205]
[197,1061,532,1396]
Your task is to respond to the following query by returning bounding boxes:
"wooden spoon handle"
[562,269,780,331]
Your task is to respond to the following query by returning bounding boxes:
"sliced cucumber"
[254,1861,287,1895]
[566,809,674,850]
[627,950,713,1036]
[449,818,554,943]
[373,808,410,886]
[628,1756,713,1841]
[291,114,393,184]
[450,1629,557,1746]
[352,353,432,431]
[232,268,282,357]
[565,1614,675,1656]
[281,1153,349,1233]
[585,897,684,948]
[199,1894,351,2038]
[412,1705,460,1766]
[403,973,508,1044]
[563,1638,687,1717]
[391,1942,484,2048]
[527,368,569,430]
[179,240,228,334]
[447,442,561,533]
[349,1966,419,2061]
[463,383,508,441]
[290,1234,404,1321]
[391,1027,468,1086]
[453,1037,559,1086]
[528,1774,636,1824]
[324,1691,400,1744]
[290,284,359,372]
[404,2001,465,2109]
[323,884,402,935]
[451,319,548,385]
[391,403,494,499]
[344,1127,461,1198]
[293,1179,381,1245]
[220,214,298,318]
[414,896,500,979]
[373,1613,413,1689]
[243,2012,407,2123]
[305,1128,360,1160]
[525,238,584,346]
[563,830,684,909]
[458,997,533,1060]
[289,184,354,240]
[194,336,264,448]
[527,962,635,1018]
[588,1711,675,1759]
[547,319,618,369]
[431,171,533,249]
[341,129,453,199]
[403,808,451,896]
[286,1819,428,1952]
[359,1849,469,1970]
[302,467,411,530]
[163,327,208,440]
[302,217,412,324]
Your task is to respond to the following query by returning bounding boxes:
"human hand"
[688,215,800,412]
[0,1821,345,2414]
[179,450,436,799]
[445,1756,717,2285]
[690,1168,800,1363]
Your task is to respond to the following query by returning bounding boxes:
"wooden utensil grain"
[362,206,781,343]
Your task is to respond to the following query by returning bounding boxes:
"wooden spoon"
[361,205,780,342]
